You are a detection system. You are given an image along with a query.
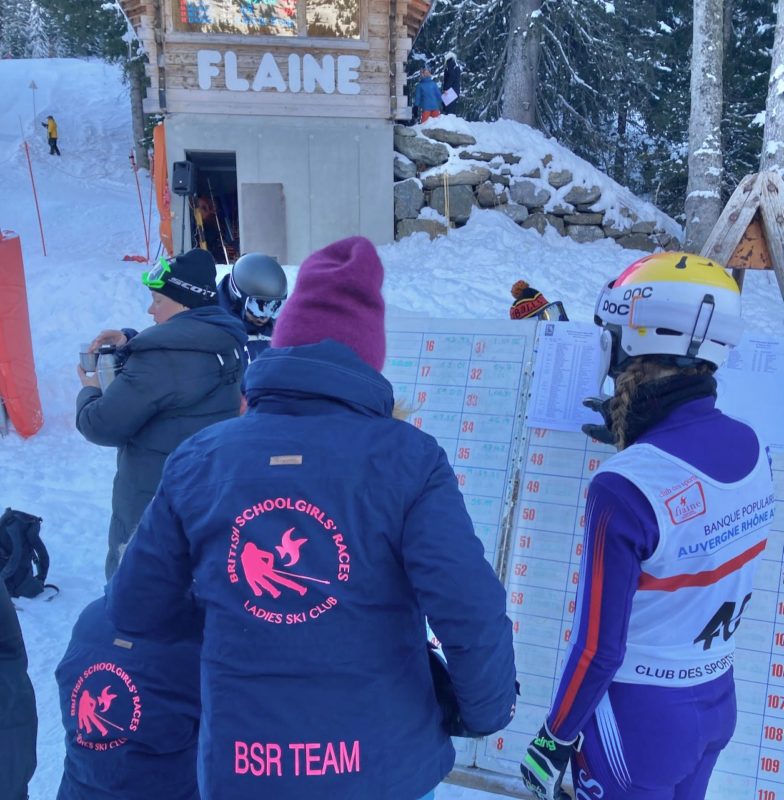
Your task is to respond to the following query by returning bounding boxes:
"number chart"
[385,319,784,800]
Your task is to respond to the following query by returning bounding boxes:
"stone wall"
[393,124,681,252]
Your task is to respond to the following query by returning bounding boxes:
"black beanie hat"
[155,248,218,308]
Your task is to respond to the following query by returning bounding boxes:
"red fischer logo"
[227,497,352,625]
[665,480,707,525]
[69,662,142,751]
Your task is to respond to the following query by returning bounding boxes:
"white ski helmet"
[594,252,744,377]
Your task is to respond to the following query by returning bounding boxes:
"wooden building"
[119,0,431,263]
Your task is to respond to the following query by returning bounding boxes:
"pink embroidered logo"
[69,662,142,751]
[665,481,707,524]
[227,497,352,626]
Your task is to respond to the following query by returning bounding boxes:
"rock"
[542,154,553,167]
[617,233,657,252]
[459,150,497,162]
[393,124,417,138]
[564,212,604,226]
[394,132,450,167]
[564,184,602,205]
[546,215,566,236]
[394,153,416,180]
[548,204,574,216]
[422,167,490,190]
[652,232,675,249]
[630,220,656,235]
[396,218,448,241]
[566,225,605,243]
[664,237,682,251]
[509,179,551,208]
[476,181,508,207]
[602,225,626,239]
[394,178,424,220]
[521,212,548,235]
[521,167,541,179]
[501,153,521,164]
[501,203,529,223]
[422,128,477,147]
[430,185,477,223]
[548,169,573,189]
[489,173,511,187]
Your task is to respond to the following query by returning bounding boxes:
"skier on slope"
[519,252,774,800]
[56,594,201,800]
[107,236,517,800]
[216,252,288,361]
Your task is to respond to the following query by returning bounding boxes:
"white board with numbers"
[384,320,784,800]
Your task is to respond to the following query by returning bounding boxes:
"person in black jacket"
[0,580,37,800]
[56,594,201,800]
[442,52,461,115]
[76,248,248,578]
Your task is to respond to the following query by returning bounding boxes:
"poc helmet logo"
[603,285,653,316]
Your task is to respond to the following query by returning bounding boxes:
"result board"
[385,318,784,800]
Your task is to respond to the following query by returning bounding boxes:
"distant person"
[0,580,37,800]
[56,595,201,800]
[76,248,247,578]
[519,253,772,800]
[217,252,288,361]
[107,235,517,800]
[414,67,442,123]
[442,52,461,114]
[509,280,569,320]
[42,114,61,156]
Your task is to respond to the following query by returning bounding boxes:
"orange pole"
[23,141,46,256]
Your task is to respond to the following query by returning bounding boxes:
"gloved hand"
[520,723,577,800]
[581,394,616,446]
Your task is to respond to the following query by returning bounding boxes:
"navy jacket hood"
[244,340,394,417]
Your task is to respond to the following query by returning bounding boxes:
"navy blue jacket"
[108,340,516,800]
[56,596,202,800]
[414,76,443,112]
[216,274,275,361]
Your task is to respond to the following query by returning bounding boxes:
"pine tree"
[0,0,30,57]
[26,0,49,58]
[760,0,784,170]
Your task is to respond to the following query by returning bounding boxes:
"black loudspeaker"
[172,160,197,196]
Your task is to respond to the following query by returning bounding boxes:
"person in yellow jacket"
[41,115,60,156]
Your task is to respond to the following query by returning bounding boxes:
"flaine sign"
[197,50,361,94]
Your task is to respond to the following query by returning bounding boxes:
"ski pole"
[207,177,230,265]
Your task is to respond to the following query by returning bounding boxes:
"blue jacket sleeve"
[402,445,516,735]
[106,475,193,637]
[546,472,659,742]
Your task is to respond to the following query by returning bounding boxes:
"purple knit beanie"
[271,236,386,370]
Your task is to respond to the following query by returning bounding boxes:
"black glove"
[520,723,578,800]
[581,394,616,446]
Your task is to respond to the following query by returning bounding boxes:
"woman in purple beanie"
[107,236,517,800]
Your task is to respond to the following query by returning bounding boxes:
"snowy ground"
[1,58,783,800]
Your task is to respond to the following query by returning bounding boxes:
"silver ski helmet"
[229,252,288,321]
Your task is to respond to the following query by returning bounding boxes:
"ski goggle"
[142,257,172,289]
[245,296,285,321]
[534,301,569,322]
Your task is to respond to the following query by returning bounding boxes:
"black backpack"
[0,508,51,598]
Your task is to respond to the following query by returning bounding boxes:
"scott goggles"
[142,256,172,289]
[245,295,285,321]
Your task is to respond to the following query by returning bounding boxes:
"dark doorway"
[184,151,239,264]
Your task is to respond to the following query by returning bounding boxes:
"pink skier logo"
[78,686,122,737]
[665,481,706,524]
[227,497,353,625]
[69,662,142,751]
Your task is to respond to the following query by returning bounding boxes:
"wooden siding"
[121,0,425,119]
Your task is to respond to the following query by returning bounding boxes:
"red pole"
[129,150,149,260]
[23,141,46,256]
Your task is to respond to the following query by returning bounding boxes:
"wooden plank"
[701,173,761,265]
[759,173,784,300]
[163,87,391,118]
[726,216,773,270]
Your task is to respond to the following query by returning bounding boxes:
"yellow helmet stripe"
[614,253,740,293]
